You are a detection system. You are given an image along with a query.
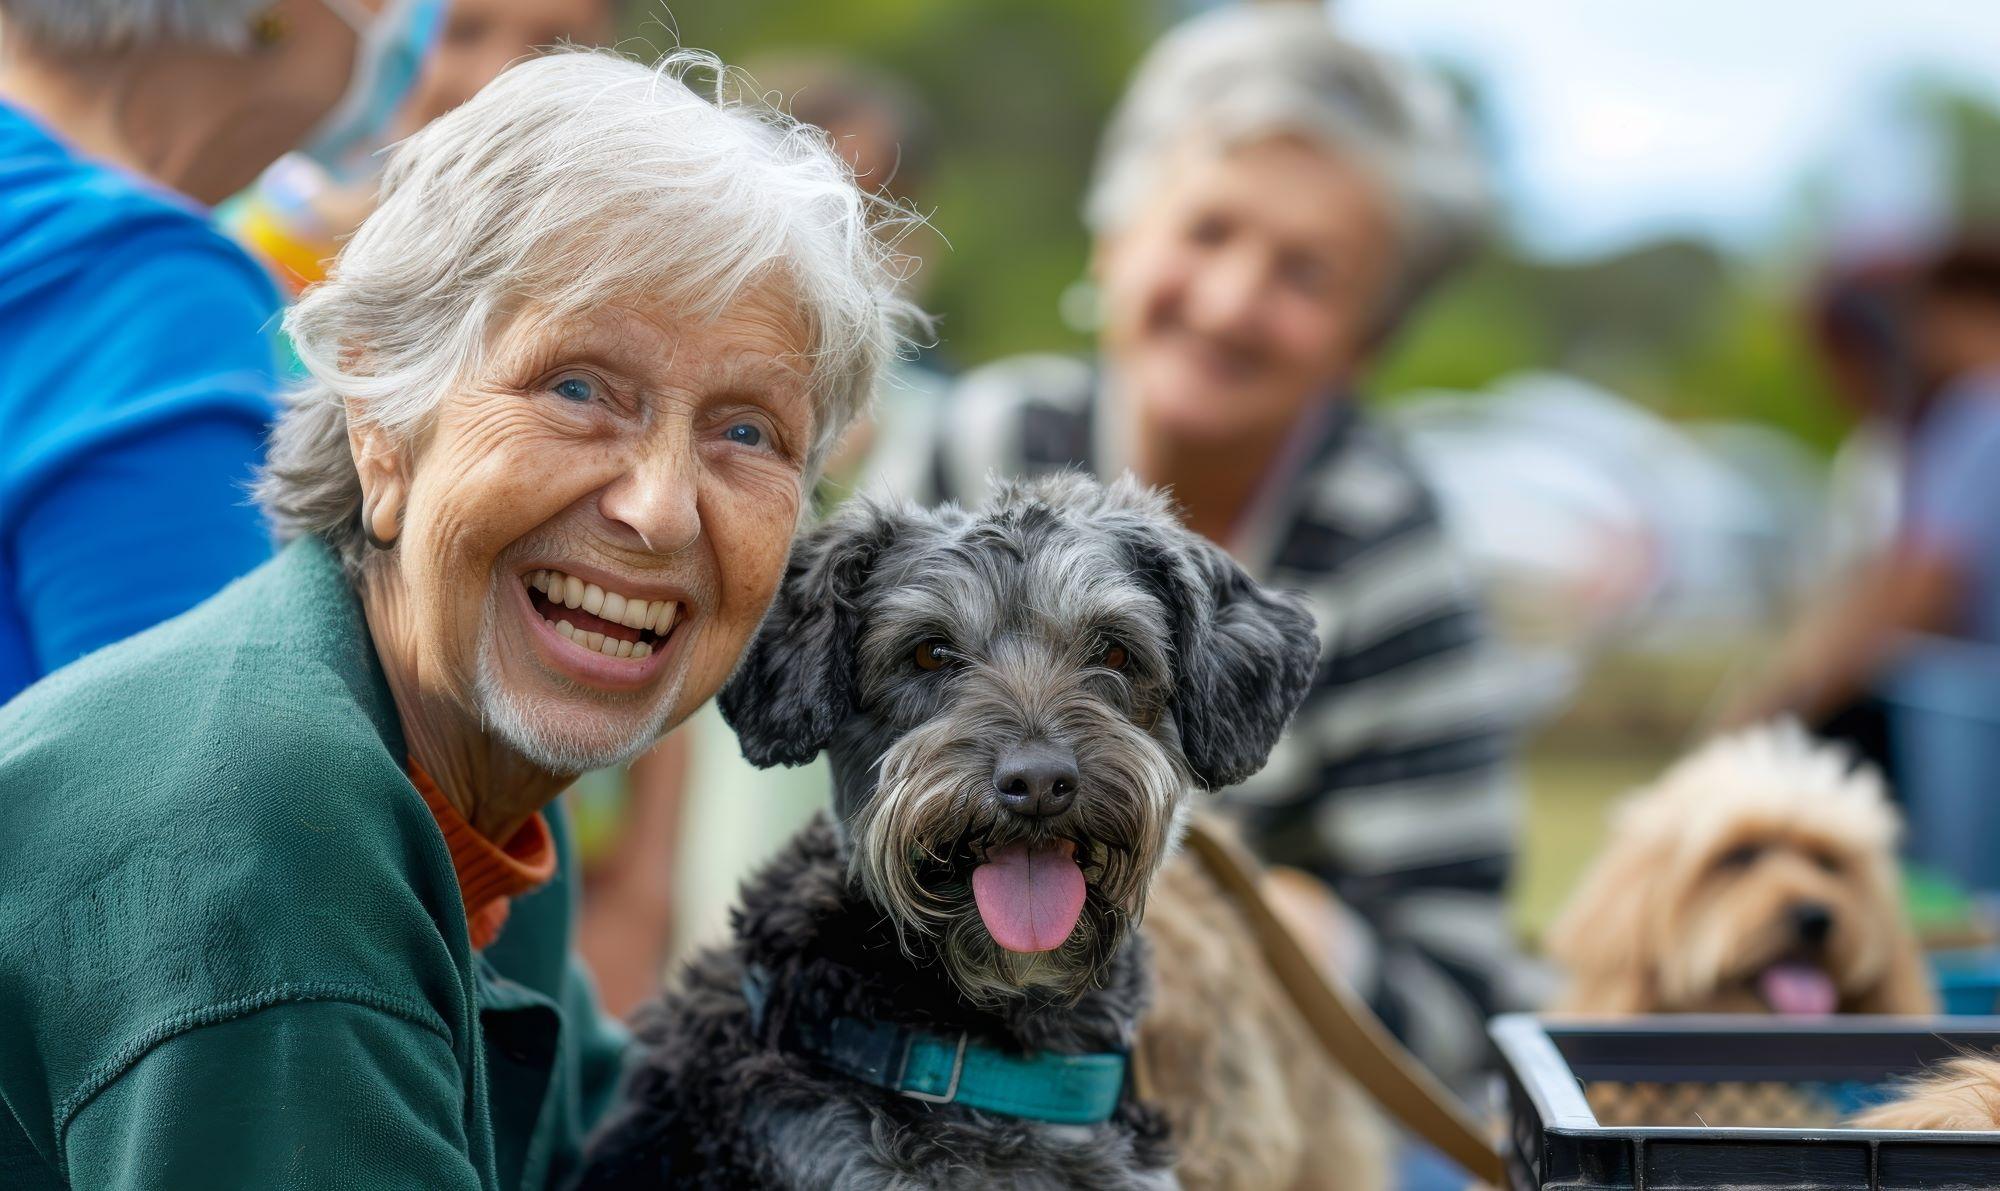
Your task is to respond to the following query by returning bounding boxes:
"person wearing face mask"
[929,6,1526,1093]
[0,0,441,704]
[232,0,620,297]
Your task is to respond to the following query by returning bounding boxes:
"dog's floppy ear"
[1545,800,1667,1013]
[1126,520,1320,789]
[720,501,907,767]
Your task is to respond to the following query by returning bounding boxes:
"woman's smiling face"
[373,283,814,772]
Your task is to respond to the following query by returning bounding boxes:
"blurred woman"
[930,5,1520,1088]
[0,0,440,702]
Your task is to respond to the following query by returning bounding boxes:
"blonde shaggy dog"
[1548,724,1935,1016]
[1851,1055,2000,1131]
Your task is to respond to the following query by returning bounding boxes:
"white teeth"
[527,569,677,649]
[556,620,575,640]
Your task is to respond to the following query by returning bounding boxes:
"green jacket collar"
[280,537,407,761]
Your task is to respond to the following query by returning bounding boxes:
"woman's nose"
[598,442,701,556]
[1184,252,1268,339]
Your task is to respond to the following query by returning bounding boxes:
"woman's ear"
[347,408,407,548]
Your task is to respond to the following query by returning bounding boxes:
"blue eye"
[553,376,595,403]
[724,423,764,448]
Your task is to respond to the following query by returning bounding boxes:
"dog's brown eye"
[1717,843,1763,871]
[1810,849,1843,875]
[1100,641,1128,670]
[914,638,952,671]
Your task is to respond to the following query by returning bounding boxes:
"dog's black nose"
[1791,902,1834,948]
[993,741,1079,818]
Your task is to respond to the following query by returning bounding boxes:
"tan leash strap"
[1180,818,1507,1186]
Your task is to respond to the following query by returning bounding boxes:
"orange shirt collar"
[408,760,556,950]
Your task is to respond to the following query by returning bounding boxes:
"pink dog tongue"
[1759,963,1838,1016]
[971,840,1087,953]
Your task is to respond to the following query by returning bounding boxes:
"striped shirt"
[923,355,1524,1088]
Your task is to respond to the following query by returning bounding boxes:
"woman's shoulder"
[0,543,420,868]
[0,123,274,314]
[0,547,468,1119]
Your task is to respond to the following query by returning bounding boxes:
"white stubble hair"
[471,580,688,775]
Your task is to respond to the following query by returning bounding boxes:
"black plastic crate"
[1491,1015,2000,1190]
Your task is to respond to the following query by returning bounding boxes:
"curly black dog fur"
[575,474,1319,1189]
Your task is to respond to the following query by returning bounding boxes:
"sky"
[1336,0,2000,258]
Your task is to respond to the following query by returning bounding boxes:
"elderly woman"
[0,0,444,702]
[0,48,910,1189]
[929,6,1518,1089]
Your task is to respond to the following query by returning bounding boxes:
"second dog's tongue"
[972,840,1086,953]
[1759,963,1838,1016]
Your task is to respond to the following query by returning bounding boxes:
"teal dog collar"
[743,967,1127,1125]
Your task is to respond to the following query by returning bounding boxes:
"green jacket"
[0,538,631,1189]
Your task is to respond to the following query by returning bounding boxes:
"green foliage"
[1375,243,1845,450]
[632,0,1164,365]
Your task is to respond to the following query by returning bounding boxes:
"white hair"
[259,48,923,572]
[0,0,265,49]
[1084,4,1488,320]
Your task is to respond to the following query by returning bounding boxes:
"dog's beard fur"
[850,701,1188,1008]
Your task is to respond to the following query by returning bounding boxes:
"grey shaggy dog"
[575,474,1320,1189]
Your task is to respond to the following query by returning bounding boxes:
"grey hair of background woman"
[1083,4,1489,327]
[0,0,268,49]
[258,48,925,573]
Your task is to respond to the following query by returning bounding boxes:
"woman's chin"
[1135,383,1287,446]
[475,659,680,776]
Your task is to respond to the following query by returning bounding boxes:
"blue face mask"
[298,0,447,182]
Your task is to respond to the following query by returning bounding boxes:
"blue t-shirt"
[1905,374,2000,646]
[0,102,281,703]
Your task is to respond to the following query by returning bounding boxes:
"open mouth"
[956,835,1118,956]
[524,569,680,662]
[971,838,1086,955]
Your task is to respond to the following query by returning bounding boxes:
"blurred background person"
[1726,241,2000,731]
[1723,239,2000,896]
[929,3,1524,1092]
[0,0,440,703]
[231,0,621,298]
[1731,252,1924,778]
